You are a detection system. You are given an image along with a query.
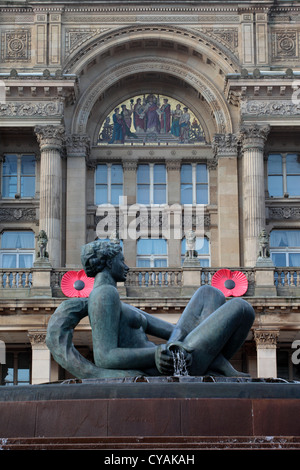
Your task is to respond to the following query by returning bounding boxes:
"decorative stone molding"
[1,29,31,62]
[0,208,37,222]
[254,330,279,349]
[35,125,65,152]
[122,159,138,171]
[65,134,90,158]
[213,133,238,157]
[28,330,47,346]
[268,206,300,220]
[165,159,182,171]
[241,100,300,117]
[271,29,298,61]
[0,101,64,118]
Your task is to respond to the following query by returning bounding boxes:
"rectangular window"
[137,164,166,205]
[181,163,208,204]
[2,154,36,198]
[137,238,168,267]
[0,231,35,287]
[95,164,123,205]
[268,153,300,197]
[1,351,31,386]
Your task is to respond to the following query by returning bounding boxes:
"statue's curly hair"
[81,240,122,278]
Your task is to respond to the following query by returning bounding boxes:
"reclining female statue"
[46,240,255,379]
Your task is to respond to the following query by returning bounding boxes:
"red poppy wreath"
[211,269,248,297]
[61,270,94,298]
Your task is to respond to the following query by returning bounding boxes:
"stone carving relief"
[192,27,239,57]
[0,208,37,222]
[241,100,300,117]
[1,29,31,62]
[268,207,300,220]
[272,29,298,60]
[65,28,111,56]
[0,101,63,118]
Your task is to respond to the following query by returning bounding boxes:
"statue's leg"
[168,285,226,344]
[176,297,255,376]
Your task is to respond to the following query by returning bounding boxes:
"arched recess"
[71,56,233,141]
[66,24,238,141]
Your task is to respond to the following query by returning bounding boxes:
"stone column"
[28,330,51,385]
[213,133,240,267]
[35,125,65,268]
[254,329,279,378]
[65,135,90,267]
[240,124,270,266]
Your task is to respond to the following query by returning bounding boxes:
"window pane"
[196,164,208,183]
[181,185,193,204]
[154,184,166,204]
[111,185,123,205]
[268,154,282,174]
[21,155,35,176]
[19,254,34,268]
[21,176,35,197]
[95,165,107,184]
[137,238,167,255]
[270,230,300,248]
[111,164,123,184]
[154,258,167,268]
[137,259,151,267]
[95,185,107,204]
[3,353,14,385]
[3,155,17,176]
[153,164,166,183]
[17,352,30,383]
[286,154,300,174]
[137,185,150,204]
[196,184,208,204]
[289,253,300,267]
[181,164,192,183]
[271,252,287,266]
[2,176,17,197]
[181,237,209,255]
[1,231,35,249]
[268,175,283,197]
[287,175,300,197]
[137,165,150,183]
[2,254,17,268]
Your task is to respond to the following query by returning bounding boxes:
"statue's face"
[109,252,129,282]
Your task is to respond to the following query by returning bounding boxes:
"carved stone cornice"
[239,124,270,150]
[213,133,238,157]
[65,134,90,158]
[35,125,65,152]
[254,329,279,349]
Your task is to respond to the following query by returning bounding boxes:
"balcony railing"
[0,266,299,298]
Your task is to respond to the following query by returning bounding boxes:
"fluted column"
[65,134,90,267]
[240,124,270,266]
[213,133,240,267]
[35,125,65,268]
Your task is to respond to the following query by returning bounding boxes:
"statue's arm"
[89,286,156,370]
[142,311,175,340]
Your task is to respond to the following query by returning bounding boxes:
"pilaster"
[28,330,51,385]
[213,133,240,267]
[65,134,90,267]
[254,329,279,379]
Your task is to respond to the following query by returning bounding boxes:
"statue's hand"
[155,344,174,375]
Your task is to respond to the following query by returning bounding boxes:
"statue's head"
[81,240,128,281]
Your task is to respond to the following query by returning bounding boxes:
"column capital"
[28,329,47,347]
[35,124,65,151]
[254,329,279,349]
[65,134,90,158]
[213,133,238,157]
[122,158,138,171]
[239,124,270,150]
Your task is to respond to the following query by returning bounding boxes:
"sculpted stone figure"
[46,240,255,379]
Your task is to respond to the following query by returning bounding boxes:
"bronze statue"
[46,240,255,379]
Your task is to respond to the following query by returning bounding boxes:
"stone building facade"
[0,0,300,384]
